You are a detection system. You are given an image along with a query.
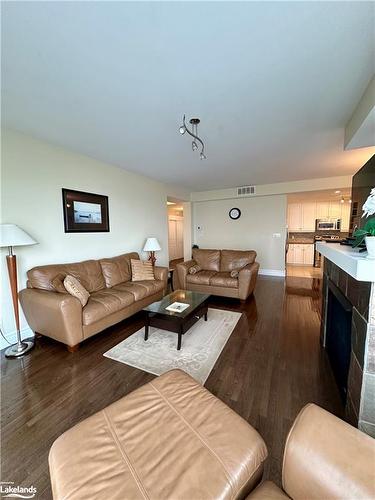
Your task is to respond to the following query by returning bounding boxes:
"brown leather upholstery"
[248,481,289,499]
[221,250,256,272]
[192,248,221,271]
[99,252,139,287]
[18,288,83,346]
[20,254,168,348]
[114,280,165,301]
[247,403,375,500]
[282,403,375,500]
[210,271,238,288]
[82,289,135,326]
[49,369,268,500]
[187,270,217,285]
[177,250,259,301]
[27,259,106,293]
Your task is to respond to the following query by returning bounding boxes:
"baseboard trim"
[0,326,34,350]
[259,269,286,277]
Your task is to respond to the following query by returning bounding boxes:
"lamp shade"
[143,237,161,252]
[0,224,37,247]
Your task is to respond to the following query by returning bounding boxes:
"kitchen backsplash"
[289,231,349,241]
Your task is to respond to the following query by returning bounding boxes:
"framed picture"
[62,189,110,233]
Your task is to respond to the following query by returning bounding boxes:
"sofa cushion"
[192,249,221,271]
[28,260,106,293]
[82,289,135,325]
[49,369,268,500]
[63,275,90,307]
[187,270,217,285]
[221,250,257,272]
[209,272,238,289]
[114,280,164,301]
[99,252,139,288]
[131,259,155,281]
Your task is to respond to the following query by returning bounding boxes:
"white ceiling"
[2,2,375,191]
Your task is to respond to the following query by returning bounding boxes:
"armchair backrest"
[282,404,375,500]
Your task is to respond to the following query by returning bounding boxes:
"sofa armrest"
[238,262,259,300]
[176,260,196,290]
[154,266,168,293]
[19,288,83,347]
[282,403,375,500]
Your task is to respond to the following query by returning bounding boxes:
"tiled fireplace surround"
[321,259,375,436]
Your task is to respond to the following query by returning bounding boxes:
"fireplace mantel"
[316,242,375,282]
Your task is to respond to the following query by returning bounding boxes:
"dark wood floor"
[1,275,343,499]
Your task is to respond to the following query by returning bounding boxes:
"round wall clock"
[229,208,241,220]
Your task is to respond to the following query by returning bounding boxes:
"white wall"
[1,129,175,346]
[193,195,287,275]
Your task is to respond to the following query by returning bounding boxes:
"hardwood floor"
[1,275,343,499]
[286,264,323,278]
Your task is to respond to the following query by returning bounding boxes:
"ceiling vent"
[237,185,256,196]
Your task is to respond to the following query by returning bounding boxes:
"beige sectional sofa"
[19,252,168,351]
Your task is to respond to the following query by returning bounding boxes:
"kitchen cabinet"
[288,203,316,231]
[340,203,351,232]
[329,202,341,218]
[301,203,317,231]
[287,243,314,265]
[287,203,302,231]
[316,202,330,219]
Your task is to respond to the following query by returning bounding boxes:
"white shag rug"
[104,308,241,384]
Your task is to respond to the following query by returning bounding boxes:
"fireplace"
[325,281,352,402]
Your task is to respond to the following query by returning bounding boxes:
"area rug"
[104,308,241,384]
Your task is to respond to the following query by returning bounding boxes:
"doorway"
[167,199,184,268]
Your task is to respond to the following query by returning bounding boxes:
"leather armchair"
[248,403,375,500]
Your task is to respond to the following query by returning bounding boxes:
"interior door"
[168,218,177,261]
[168,216,184,261]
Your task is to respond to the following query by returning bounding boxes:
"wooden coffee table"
[143,290,210,350]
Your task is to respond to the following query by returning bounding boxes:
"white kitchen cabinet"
[301,203,317,231]
[316,202,330,219]
[340,203,351,232]
[303,244,314,265]
[287,243,314,265]
[288,203,316,231]
[288,203,302,231]
[286,244,295,264]
[329,202,341,218]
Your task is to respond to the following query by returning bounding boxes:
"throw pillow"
[230,270,239,278]
[188,265,202,275]
[51,273,68,293]
[63,275,90,307]
[131,259,155,281]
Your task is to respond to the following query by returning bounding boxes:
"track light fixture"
[179,115,206,159]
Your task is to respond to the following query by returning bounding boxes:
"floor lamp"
[0,224,37,358]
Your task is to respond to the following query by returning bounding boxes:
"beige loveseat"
[19,252,168,351]
[177,249,259,301]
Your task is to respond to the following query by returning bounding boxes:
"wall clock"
[229,208,241,220]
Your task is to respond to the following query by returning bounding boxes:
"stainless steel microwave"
[315,218,341,231]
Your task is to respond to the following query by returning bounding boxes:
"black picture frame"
[62,188,110,233]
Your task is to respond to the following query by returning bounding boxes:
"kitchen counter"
[288,239,314,244]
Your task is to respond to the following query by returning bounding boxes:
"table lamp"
[143,237,161,266]
[0,224,37,358]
